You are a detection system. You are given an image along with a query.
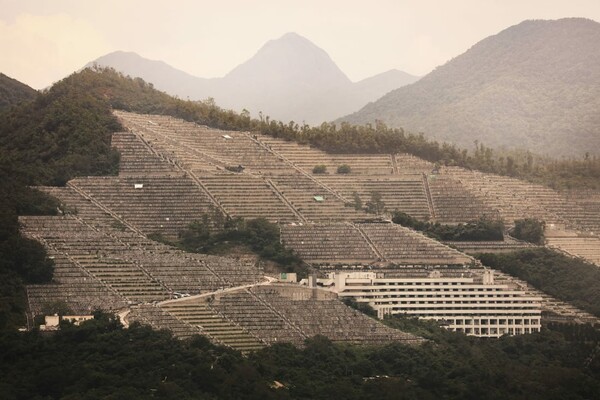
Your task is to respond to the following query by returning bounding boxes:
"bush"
[312,164,327,174]
[336,164,351,174]
[352,191,363,211]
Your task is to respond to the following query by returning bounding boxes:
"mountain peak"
[224,32,351,86]
[278,31,308,41]
[88,50,174,70]
[86,33,417,124]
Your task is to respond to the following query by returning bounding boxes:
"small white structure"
[40,315,60,331]
[278,272,297,283]
[134,183,144,189]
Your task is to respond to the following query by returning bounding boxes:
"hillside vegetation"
[0,70,125,329]
[0,73,37,110]
[171,215,307,276]
[1,63,600,398]
[392,212,504,241]
[340,18,600,158]
[1,313,599,399]
[33,68,600,191]
[62,68,600,190]
[478,249,600,317]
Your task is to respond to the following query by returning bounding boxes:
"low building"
[330,270,542,337]
[278,272,298,283]
[39,315,94,331]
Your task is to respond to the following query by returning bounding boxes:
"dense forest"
[477,249,600,317]
[0,180,58,330]
[0,73,37,110]
[0,70,124,329]
[1,312,599,399]
[510,219,545,244]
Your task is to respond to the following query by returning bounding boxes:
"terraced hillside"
[138,285,421,348]
[23,180,421,349]
[281,222,473,266]
[113,111,599,263]
[22,110,600,348]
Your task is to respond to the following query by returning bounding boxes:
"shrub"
[312,165,327,174]
[336,164,351,174]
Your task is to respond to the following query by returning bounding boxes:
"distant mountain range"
[339,18,600,157]
[0,73,37,110]
[86,33,419,124]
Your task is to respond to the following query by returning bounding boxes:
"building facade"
[330,270,542,337]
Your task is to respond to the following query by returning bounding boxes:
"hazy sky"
[2,0,600,89]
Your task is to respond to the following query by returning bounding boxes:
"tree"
[352,192,363,211]
[511,218,545,244]
[366,191,385,214]
[178,215,212,252]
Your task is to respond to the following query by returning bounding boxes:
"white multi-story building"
[330,270,542,337]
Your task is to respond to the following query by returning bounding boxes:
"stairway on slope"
[161,299,264,352]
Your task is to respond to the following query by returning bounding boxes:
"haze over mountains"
[88,33,419,124]
[340,18,600,157]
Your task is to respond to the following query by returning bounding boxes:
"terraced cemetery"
[21,111,600,350]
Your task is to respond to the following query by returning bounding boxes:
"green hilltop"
[0,73,37,110]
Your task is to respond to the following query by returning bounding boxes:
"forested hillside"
[478,249,600,317]
[0,73,37,110]
[340,18,600,157]
[1,313,599,399]
[0,70,124,329]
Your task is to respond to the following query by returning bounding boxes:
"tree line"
[1,312,599,399]
[391,212,505,241]
[56,67,600,191]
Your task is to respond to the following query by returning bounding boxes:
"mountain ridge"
[86,33,419,123]
[339,18,600,157]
